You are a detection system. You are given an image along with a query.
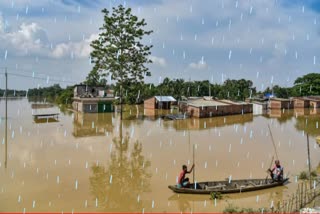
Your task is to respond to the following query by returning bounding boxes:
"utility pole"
[5,68,7,168]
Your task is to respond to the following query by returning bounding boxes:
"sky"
[0,0,320,90]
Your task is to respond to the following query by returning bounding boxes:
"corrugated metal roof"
[154,96,176,102]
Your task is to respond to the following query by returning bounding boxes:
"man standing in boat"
[268,160,283,182]
[178,164,195,188]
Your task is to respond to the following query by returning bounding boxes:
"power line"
[0,72,78,85]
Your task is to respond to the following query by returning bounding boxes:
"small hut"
[144,96,176,109]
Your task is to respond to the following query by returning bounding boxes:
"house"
[72,85,116,113]
[179,97,253,118]
[269,98,294,109]
[144,96,176,109]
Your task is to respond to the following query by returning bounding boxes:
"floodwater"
[0,98,320,212]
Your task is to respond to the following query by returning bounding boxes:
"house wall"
[252,103,267,115]
[270,100,294,109]
[82,103,98,113]
[144,97,156,109]
[294,99,310,108]
[157,101,171,109]
[75,85,105,98]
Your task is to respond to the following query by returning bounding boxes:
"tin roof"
[154,96,176,102]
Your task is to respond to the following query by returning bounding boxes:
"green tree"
[292,73,320,96]
[90,5,153,119]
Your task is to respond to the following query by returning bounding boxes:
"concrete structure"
[144,96,176,109]
[72,85,116,113]
[179,97,253,118]
[269,98,294,109]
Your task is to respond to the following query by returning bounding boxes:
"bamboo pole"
[193,144,195,183]
[300,182,303,208]
[268,125,279,161]
[5,68,7,169]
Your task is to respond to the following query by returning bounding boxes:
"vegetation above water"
[299,170,318,180]
[223,203,270,213]
[1,72,320,106]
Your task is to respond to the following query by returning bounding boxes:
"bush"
[299,170,318,180]
[210,191,223,200]
[299,171,308,180]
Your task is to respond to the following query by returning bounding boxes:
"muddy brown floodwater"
[0,99,320,212]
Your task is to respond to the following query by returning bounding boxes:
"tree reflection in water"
[295,115,320,137]
[89,130,151,212]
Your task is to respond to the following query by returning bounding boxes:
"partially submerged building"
[293,97,310,108]
[179,97,253,118]
[72,85,116,113]
[144,96,176,109]
[269,98,294,109]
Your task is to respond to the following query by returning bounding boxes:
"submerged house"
[72,85,116,113]
[144,96,177,109]
[269,98,294,109]
[179,97,253,118]
[293,97,310,108]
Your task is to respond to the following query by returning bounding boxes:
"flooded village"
[1,0,320,213]
[1,84,320,212]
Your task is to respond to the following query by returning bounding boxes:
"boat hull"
[168,178,289,194]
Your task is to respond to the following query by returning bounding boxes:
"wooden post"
[300,182,303,208]
[307,134,312,188]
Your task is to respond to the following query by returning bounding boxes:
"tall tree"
[90,5,153,119]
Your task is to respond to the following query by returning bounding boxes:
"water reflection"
[73,112,113,137]
[169,114,253,131]
[267,109,294,124]
[168,185,287,212]
[295,114,320,137]
[33,117,59,123]
[89,129,151,212]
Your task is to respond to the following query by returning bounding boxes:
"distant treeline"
[0,84,74,104]
[0,73,319,105]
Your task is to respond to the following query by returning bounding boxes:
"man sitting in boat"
[177,164,195,188]
[268,160,283,182]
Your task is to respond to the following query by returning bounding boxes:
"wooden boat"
[168,178,289,194]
